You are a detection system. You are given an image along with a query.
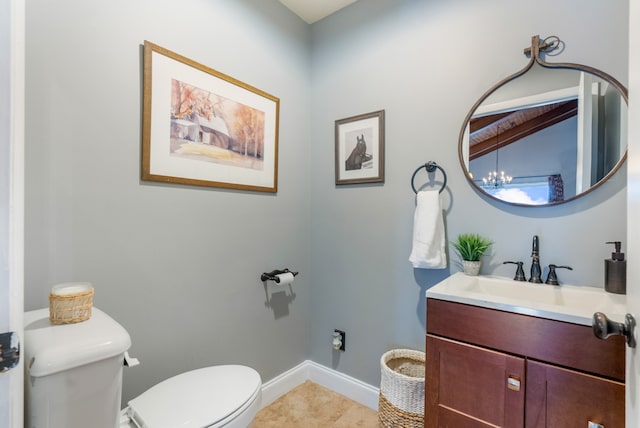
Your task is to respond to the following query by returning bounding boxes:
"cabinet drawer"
[526,360,624,428]
[426,335,525,428]
[426,299,625,381]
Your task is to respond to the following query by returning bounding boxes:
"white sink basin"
[426,272,627,326]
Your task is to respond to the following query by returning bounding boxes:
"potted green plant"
[452,233,492,275]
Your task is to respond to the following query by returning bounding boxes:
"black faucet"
[529,235,542,283]
[503,261,526,281]
[545,264,573,285]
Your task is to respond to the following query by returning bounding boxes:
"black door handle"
[0,332,20,373]
[592,312,636,348]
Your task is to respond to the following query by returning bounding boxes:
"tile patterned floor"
[249,381,379,427]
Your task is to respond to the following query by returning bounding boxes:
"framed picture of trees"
[142,41,280,192]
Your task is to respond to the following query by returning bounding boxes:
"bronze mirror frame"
[458,35,628,207]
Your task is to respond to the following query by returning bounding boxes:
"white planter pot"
[462,260,481,276]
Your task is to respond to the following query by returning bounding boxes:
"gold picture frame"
[142,41,280,192]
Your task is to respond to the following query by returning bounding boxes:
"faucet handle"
[545,264,573,285]
[504,261,526,281]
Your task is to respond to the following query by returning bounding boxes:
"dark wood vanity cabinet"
[425,299,625,428]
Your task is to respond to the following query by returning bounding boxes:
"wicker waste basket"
[378,348,425,428]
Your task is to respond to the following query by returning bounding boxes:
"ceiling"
[469,100,578,161]
[278,0,360,24]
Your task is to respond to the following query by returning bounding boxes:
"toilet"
[24,307,262,428]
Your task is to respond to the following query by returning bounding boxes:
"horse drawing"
[345,134,367,170]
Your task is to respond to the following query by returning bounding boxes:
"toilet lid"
[127,365,261,428]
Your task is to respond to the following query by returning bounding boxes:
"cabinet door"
[426,335,525,428]
[526,360,624,428]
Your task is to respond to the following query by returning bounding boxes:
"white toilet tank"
[24,307,131,428]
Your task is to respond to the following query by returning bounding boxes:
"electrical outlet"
[333,329,346,351]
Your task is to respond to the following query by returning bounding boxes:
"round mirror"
[458,36,628,207]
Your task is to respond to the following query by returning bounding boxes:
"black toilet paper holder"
[260,268,299,283]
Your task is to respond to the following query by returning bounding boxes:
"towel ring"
[411,161,447,194]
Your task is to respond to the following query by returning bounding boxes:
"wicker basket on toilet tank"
[378,348,426,427]
[49,283,94,324]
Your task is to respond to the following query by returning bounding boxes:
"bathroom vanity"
[425,273,626,428]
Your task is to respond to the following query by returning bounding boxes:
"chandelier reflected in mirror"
[482,124,512,189]
[482,170,512,189]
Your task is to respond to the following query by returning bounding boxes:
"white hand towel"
[409,190,447,269]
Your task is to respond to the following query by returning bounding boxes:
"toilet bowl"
[120,365,262,428]
[24,307,262,428]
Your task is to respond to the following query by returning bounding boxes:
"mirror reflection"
[459,39,627,207]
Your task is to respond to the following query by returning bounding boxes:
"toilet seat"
[125,365,261,428]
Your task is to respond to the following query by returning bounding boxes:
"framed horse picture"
[335,110,385,185]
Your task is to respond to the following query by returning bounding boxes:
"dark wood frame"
[335,110,385,185]
[142,41,280,192]
[458,35,628,207]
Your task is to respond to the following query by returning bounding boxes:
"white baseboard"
[260,360,379,411]
[306,360,380,410]
[259,361,310,408]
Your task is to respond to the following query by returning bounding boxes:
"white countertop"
[426,272,627,326]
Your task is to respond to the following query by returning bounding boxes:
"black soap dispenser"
[604,241,626,295]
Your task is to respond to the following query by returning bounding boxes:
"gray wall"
[24,0,312,403]
[24,0,628,400]
[309,0,627,387]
